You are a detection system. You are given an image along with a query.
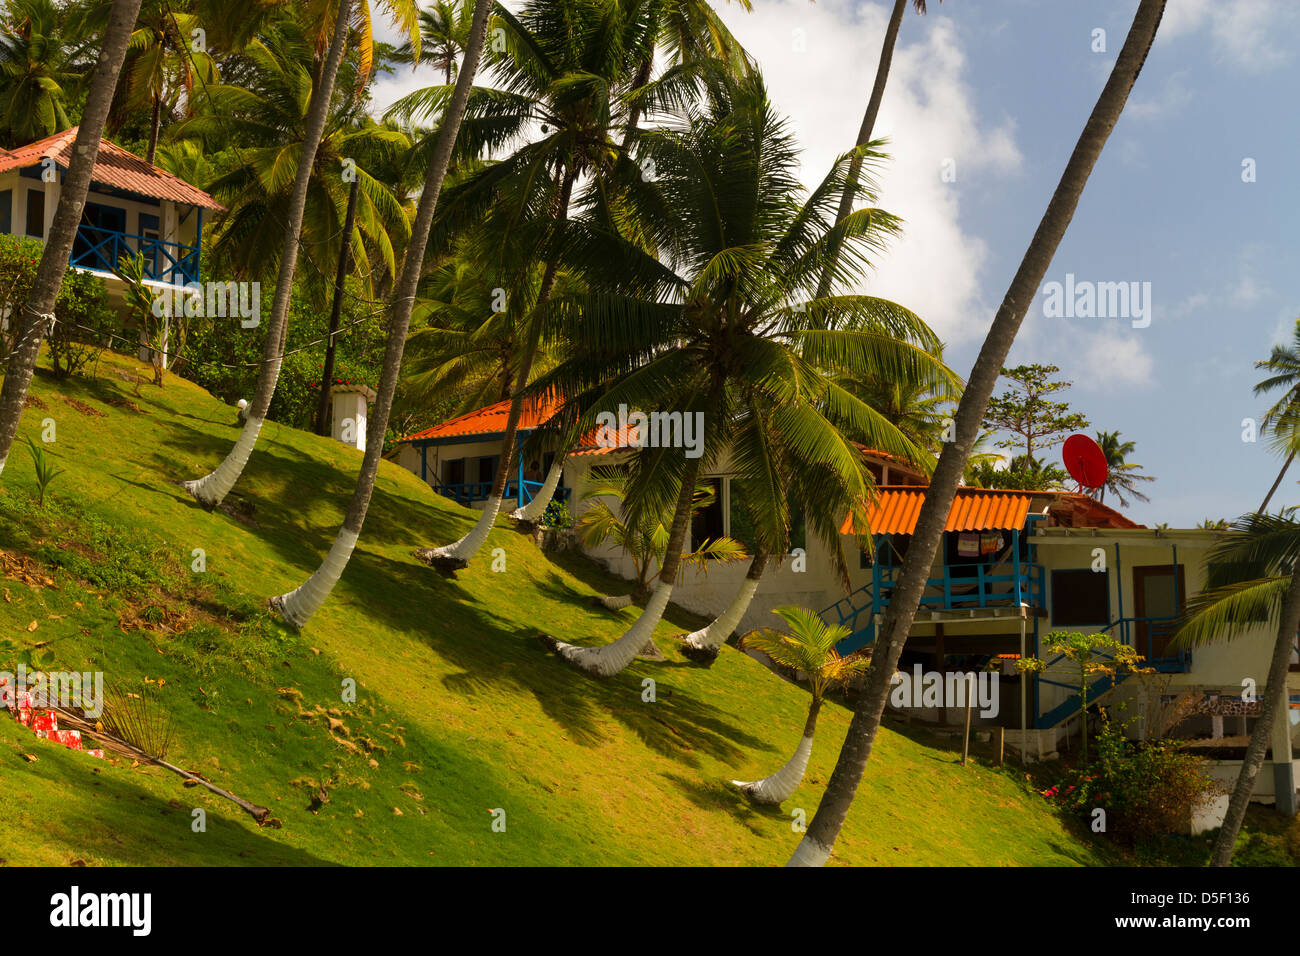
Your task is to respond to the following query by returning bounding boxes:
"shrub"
[51,268,117,378]
[1043,712,1221,844]
[541,499,575,529]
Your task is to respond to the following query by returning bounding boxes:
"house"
[396,400,1300,809]
[0,128,223,360]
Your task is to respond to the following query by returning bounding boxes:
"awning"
[842,487,1033,536]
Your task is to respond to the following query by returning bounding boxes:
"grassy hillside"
[0,351,1106,866]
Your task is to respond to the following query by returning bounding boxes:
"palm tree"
[731,606,869,804]
[407,0,662,571]
[269,0,494,631]
[788,0,1168,867]
[0,0,144,478]
[0,0,84,148]
[1254,318,1300,513]
[390,0,471,85]
[177,39,411,291]
[815,0,936,298]
[577,467,747,609]
[536,68,952,678]
[92,0,218,164]
[1093,429,1153,506]
[179,0,370,508]
[836,346,960,454]
[1176,513,1300,865]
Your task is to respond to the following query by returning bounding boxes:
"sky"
[369,0,1300,528]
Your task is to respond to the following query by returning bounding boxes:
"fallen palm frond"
[51,682,271,825]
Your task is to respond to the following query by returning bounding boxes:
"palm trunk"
[681,548,769,663]
[1209,568,1300,865]
[182,0,354,508]
[550,451,705,677]
[1258,451,1295,514]
[269,0,494,630]
[146,92,162,166]
[511,449,567,523]
[416,167,578,571]
[787,0,1167,868]
[736,697,821,805]
[314,176,361,436]
[814,0,908,300]
[0,0,144,478]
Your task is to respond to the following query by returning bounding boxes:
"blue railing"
[430,479,571,509]
[71,224,199,285]
[825,559,1046,656]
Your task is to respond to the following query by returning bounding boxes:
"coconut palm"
[176,37,411,292]
[0,0,84,148]
[90,0,218,164]
[406,0,664,571]
[578,466,748,609]
[815,0,936,298]
[390,0,472,85]
[835,345,960,455]
[1254,318,1300,513]
[731,606,869,804]
[0,0,144,478]
[534,67,952,678]
[1176,512,1300,865]
[180,0,355,508]
[788,0,1168,867]
[1093,429,1153,507]
[269,0,494,631]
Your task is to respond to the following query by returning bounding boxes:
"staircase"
[820,582,876,655]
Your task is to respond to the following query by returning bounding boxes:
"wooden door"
[1133,565,1185,659]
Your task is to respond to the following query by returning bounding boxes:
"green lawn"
[0,351,1106,866]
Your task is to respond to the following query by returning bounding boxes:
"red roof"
[402,395,642,455]
[842,487,1033,536]
[0,128,223,211]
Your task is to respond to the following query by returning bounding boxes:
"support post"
[961,673,975,766]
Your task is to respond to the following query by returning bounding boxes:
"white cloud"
[1155,0,1296,73]
[718,0,1021,346]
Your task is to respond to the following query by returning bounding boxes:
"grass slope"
[0,352,1105,866]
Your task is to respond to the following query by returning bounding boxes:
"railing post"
[1013,529,1022,605]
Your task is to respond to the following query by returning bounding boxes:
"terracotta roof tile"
[0,128,223,211]
[841,487,1033,536]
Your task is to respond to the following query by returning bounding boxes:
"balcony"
[70,224,199,286]
[430,479,571,510]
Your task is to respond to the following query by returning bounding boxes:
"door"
[73,203,128,270]
[1133,565,1185,660]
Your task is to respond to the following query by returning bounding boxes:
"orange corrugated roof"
[401,395,563,443]
[841,487,1032,536]
[0,129,223,211]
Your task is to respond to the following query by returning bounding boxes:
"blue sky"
[373,0,1300,527]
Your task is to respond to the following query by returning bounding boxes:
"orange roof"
[401,395,562,443]
[1052,492,1145,530]
[0,129,223,211]
[841,487,1033,536]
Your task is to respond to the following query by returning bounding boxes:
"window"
[476,455,498,486]
[691,477,725,552]
[1051,568,1111,627]
[25,190,44,237]
[443,458,465,487]
[0,190,11,234]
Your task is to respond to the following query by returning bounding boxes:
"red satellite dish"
[1062,434,1108,489]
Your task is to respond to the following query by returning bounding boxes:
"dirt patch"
[59,396,107,418]
[218,495,259,528]
[104,396,146,413]
[0,548,55,588]
[23,395,47,411]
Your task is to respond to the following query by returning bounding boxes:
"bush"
[51,268,117,378]
[541,499,575,529]
[0,234,117,376]
[1043,712,1221,844]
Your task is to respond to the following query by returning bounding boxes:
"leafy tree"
[983,363,1089,473]
[1017,630,1148,766]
